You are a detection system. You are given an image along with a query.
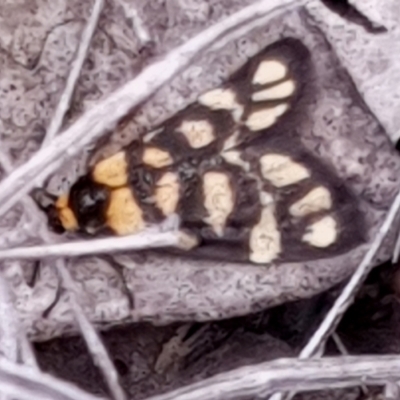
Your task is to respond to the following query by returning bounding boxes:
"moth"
[36,37,365,265]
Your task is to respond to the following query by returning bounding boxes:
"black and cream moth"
[38,38,365,265]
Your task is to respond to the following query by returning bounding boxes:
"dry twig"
[42,0,105,146]
[0,273,18,363]
[144,355,400,400]
[56,259,126,400]
[0,230,182,260]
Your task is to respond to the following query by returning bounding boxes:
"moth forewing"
[41,38,365,265]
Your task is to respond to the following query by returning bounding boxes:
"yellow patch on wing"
[249,193,281,264]
[202,172,235,236]
[142,147,173,168]
[289,187,332,217]
[260,154,310,187]
[252,60,287,85]
[155,172,180,216]
[92,151,128,188]
[303,215,337,248]
[106,187,144,235]
[177,120,215,149]
[55,195,78,231]
[245,104,288,131]
[252,80,295,101]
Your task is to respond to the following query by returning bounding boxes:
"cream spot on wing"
[252,80,296,101]
[155,172,180,216]
[260,154,310,187]
[289,187,332,217]
[92,151,128,188]
[249,199,281,264]
[199,88,237,110]
[303,216,337,248]
[245,104,288,131]
[203,172,234,237]
[221,150,251,172]
[252,60,287,85]
[177,120,215,148]
[106,187,144,235]
[198,88,244,122]
[142,147,173,168]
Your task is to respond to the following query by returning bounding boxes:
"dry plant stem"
[42,0,105,146]
[56,260,126,400]
[144,355,400,400]
[332,333,370,396]
[18,333,39,370]
[0,273,18,363]
[392,225,400,263]
[0,230,181,260]
[0,273,18,400]
[331,332,349,356]
[0,0,309,219]
[0,357,106,400]
[385,382,400,400]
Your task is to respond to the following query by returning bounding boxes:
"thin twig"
[0,0,309,219]
[0,357,106,400]
[0,271,18,400]
[392,227,400,263]
[332,333,349,356]
[56,259,126,400]
[18,333,39,370]
[0,230,182,260]
[42,0,104,146]
[0,273,18,363]
[332,333,370,396]
[384,382,400,400]
[143,355,400,400]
